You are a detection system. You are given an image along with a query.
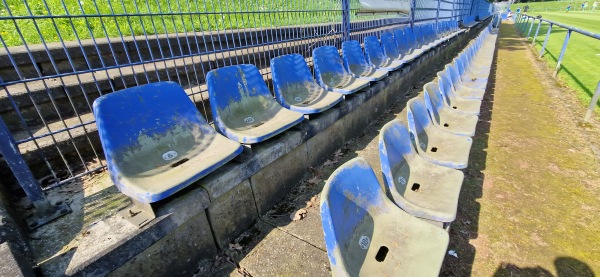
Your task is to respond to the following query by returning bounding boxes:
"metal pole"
[540,23,553,58]
[584,80,600,121]
[554,30,572,77]
[410,0,417,27]
[341,0,350,42]
[532,19,542,45]
[527,17,535,39]
[436,0,441,30]
[0,117,70,229]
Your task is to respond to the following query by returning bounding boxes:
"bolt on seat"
[313,45,371,94]
[341,40,388,82]
[379,120,463,224]
[407,97,472,169]
[320,157,449,276]
[207,64,305,144]
[364,36,404,71]
[271,54,344,114]
[93,82,243,203]
[424,82,479,137]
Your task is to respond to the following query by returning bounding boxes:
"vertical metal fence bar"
[341,0,350,42]
[527,17,535,39]
[584,81,600,122]
[540,23,553,58]
[554,29,571,77]
[532,19,542,45]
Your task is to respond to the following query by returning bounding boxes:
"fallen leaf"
[290,208,307,221]
[333,149,343,158]
[229,243,243,251]
[448,250,458,258]
[323,159,336,166]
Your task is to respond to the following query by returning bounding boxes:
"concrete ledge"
[33,20,491,276]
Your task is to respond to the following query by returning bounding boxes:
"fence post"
[540,23,553,58]
[532,19,542,45]
[410,0,417,27]
[436,0,441,31]
[584,80,600,122]
[341,0,351,42]
[554,29,572,77]
[0,117,70,229]
[526,17,535,39]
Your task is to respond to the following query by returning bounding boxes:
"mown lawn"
[0,0,393,47]
[517,11,600,108]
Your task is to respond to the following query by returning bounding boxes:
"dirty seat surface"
[424,82,479,137]
[407,98,472,169]
[320,157,449,276]
[379,120,463,223]
[341,40,388,81]
[437,72,482,115]
[271,54,344,114]
[207,64,305,144]
[93,82,243,203]
[313,45,371,94]
[446,65,485,100]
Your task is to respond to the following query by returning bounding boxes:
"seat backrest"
[313,45,347,88]
[342,40,370,75]
[424,82,444,123]
[437,71,455,104]
[379,120,417,195]
[94,81,218,183]
[393,29,411,54]
[207,64,282,132]
[320,157,388,275]
[380,32,400,60]
[446,64,461,87]
[402,27,418,51]
[364,36,389,68]
[407,97,432,152]
[271,54,323,106]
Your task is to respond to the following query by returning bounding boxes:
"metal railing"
[515,13,600,121]
[0,0,491,220]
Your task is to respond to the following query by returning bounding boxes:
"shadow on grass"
[494,257,596,277]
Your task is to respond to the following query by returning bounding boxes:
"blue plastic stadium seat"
[320,157,449,276]
[437,71,482,115]
[379,120,463,223]
[393,29,419,62]
[445,64,485,100]
[363,36,404,71]
[341,40,388,81]
[402,27,425,57]
[424,82,478,137]
[313,45,371,94]
[380,32,406,62]
[271,54,344,114]
[454,57,488,89]
[407,97,472,169]
[93,82,243,203]
[207,64,305,144]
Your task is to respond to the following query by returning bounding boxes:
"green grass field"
[0,0,395,47]
[516,11,600,108]
[510,1,600,12]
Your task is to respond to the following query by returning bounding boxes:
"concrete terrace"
[192,22,600,276]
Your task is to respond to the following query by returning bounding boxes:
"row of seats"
[320,22,498,276]
[93,20,463,203]
[463,15,478,28]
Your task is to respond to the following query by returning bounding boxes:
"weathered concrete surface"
[0,185,35,277]
[237,221,330,276]
[207,180,258,249]
[250,144,309,215]
[108,211,216,277]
